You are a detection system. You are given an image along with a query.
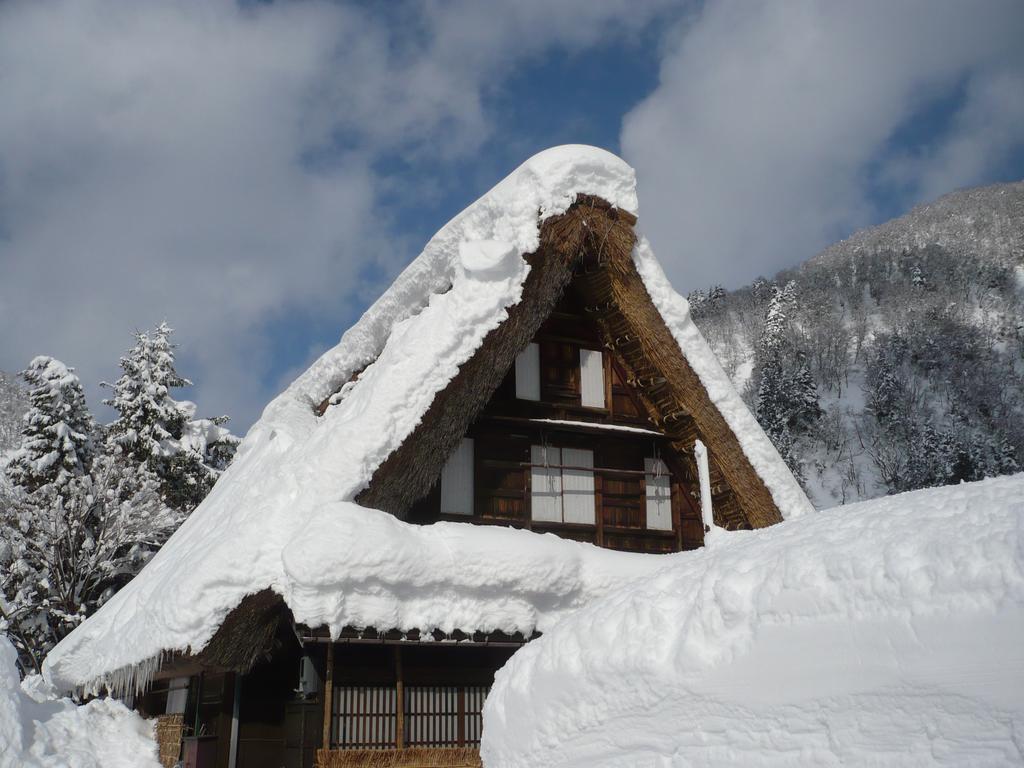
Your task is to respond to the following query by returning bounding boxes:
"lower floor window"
[332,686,398,749]
[531,445,596,524]
[405,685,487,747]
[332,684,489,749]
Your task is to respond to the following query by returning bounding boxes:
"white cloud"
[0,0,670,429]
[0,0,387,428]
[621,0,1024,291]
[7,0,1016,433]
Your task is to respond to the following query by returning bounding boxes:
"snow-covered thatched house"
[45,146,812,768]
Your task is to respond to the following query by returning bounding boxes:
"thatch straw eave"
[356,194,783,529]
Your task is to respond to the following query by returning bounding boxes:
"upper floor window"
[514,342,605,409]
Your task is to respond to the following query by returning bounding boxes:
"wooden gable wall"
[407,285,707,553]
[355,195,784,534]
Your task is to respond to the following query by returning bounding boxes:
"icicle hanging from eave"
[78,649,167,700]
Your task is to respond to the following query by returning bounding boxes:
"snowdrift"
[0,637,159,768]
[45,145,811,695]
[481,474,1024,767]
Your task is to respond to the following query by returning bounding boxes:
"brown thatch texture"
[356,196,631,518]
[195,588,287,672]
[571,219,783,529]
[155,713,185,768]
[315,748,481,768]
[358,193,783,529]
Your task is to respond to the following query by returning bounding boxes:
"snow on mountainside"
[482,473,1024,767]
[810,180,1024,270]
[691,180,1024,507]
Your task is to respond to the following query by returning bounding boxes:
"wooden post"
[694,439,714,533]
[321,643,334,752]
[394,645,405,749]
[227,673,241,768]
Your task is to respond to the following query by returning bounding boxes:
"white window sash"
[645,457,673,531]
[166,676,190,715]
[579,349,605,408]
[440,438,474,515]
[561,447,596,524]
[515,343,541,401]
[530,445,563,522]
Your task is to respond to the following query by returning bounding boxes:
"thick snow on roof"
[0,638,159,768]
[44,145,809,693]
[482,473,1024,767]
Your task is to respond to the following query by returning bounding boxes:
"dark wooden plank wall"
[409,286,705,553]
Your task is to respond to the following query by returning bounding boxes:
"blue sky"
[2,0,1023,431]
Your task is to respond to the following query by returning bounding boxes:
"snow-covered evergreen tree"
[104,322,238,512]
[754,282,820,479]
[104,322,190,463]
[1,452,179,671]
[2,332,238,670]
[6,357,95,494]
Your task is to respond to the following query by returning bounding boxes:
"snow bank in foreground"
[482,474,1024,767]
[0,638,159,768]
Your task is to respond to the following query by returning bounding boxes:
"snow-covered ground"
[0,637,159,768]
[482,473,1024,767]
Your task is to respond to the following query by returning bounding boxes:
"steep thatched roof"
[177,195,793,679]
[358,194,782,529]
[44,146,812,696]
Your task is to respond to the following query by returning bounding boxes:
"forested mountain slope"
[690,181,1024,507]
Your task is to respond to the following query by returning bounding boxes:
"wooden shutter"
[530,445,562,522]
[166,677,189,715]
[561,447,595,524]
[440,438,474,515]
[644,458,672,530]
[515,343,540,401]
[579,349,605,408]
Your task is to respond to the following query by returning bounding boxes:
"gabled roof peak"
[44,147,812,694]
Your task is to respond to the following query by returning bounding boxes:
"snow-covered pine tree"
[756,354,798,473]
[754,282,820,480]
[104,322,238,512]
[6,357,95,493]
[2,336,236,670]
[756,284,798,474]
[104,322,189,464]
[0,451,179,671]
